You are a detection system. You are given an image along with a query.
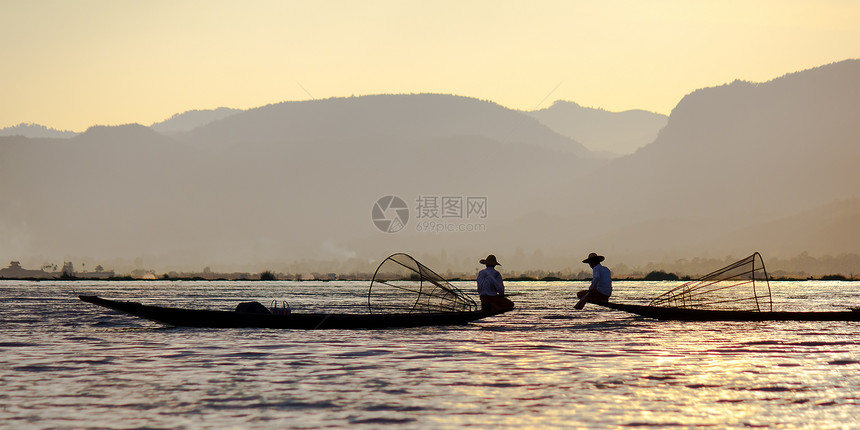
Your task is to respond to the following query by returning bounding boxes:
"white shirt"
[590,263,612,296]
[477,267,504,296]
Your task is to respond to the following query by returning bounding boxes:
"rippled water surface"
[2,280,860,429]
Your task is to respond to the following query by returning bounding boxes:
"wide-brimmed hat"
[480,254,500,266]
[582,252,605,264]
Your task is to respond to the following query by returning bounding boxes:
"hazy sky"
[2,0,858,131]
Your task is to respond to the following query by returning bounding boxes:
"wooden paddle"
[574,291,591,310]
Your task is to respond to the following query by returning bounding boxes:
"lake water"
[2,280,859,429]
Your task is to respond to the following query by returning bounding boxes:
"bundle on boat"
[594,252,860,321]
[79,253,498,329]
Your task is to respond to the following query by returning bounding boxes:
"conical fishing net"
[649,252,773,311]
[368,253,478,314]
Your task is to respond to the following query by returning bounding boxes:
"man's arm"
[576,267,599,309]
[589,267,601,291]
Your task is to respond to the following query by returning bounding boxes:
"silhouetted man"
[476,254,514,313]
[574,252,612,309]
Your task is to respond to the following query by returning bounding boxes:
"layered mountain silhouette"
[150,107,241,135]
[1,60,857,272]
[527,101,668,156]
[180,94,593,156]
[0,123,77,139]
[531,59,860,264]
[0,95,596,271]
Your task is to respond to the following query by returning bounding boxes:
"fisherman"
[574,252,612,309]
[476,254,515,313]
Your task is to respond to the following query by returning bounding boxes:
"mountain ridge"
[526,101,668,155]
[537,59,860,264]
[179,94,594,156]
[1,60,858,272]
[0,123,77,139]
[150,107,242,134]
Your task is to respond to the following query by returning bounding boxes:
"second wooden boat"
[588,252,859,321]
[592,301,860,321]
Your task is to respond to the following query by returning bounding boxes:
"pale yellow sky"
[1,0,858,131]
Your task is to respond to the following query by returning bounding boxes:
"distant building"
[0,260,116,279]
[130,269,157,280]
[60,261,75,278]
[0,261,55,279]
[84,264,115,279]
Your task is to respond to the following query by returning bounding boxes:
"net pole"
[752,253,760,311]
[756,252,774,312]
[408,279,424,314]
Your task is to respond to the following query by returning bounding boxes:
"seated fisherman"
[574,252,612,309]
[476,254,515,313]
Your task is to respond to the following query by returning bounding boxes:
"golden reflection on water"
[2,280,859,428]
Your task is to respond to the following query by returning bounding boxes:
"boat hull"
[593,301,860,321]
[80,295,501,329]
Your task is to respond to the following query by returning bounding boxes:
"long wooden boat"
[79,295,503,329]
[593,301,860,322]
